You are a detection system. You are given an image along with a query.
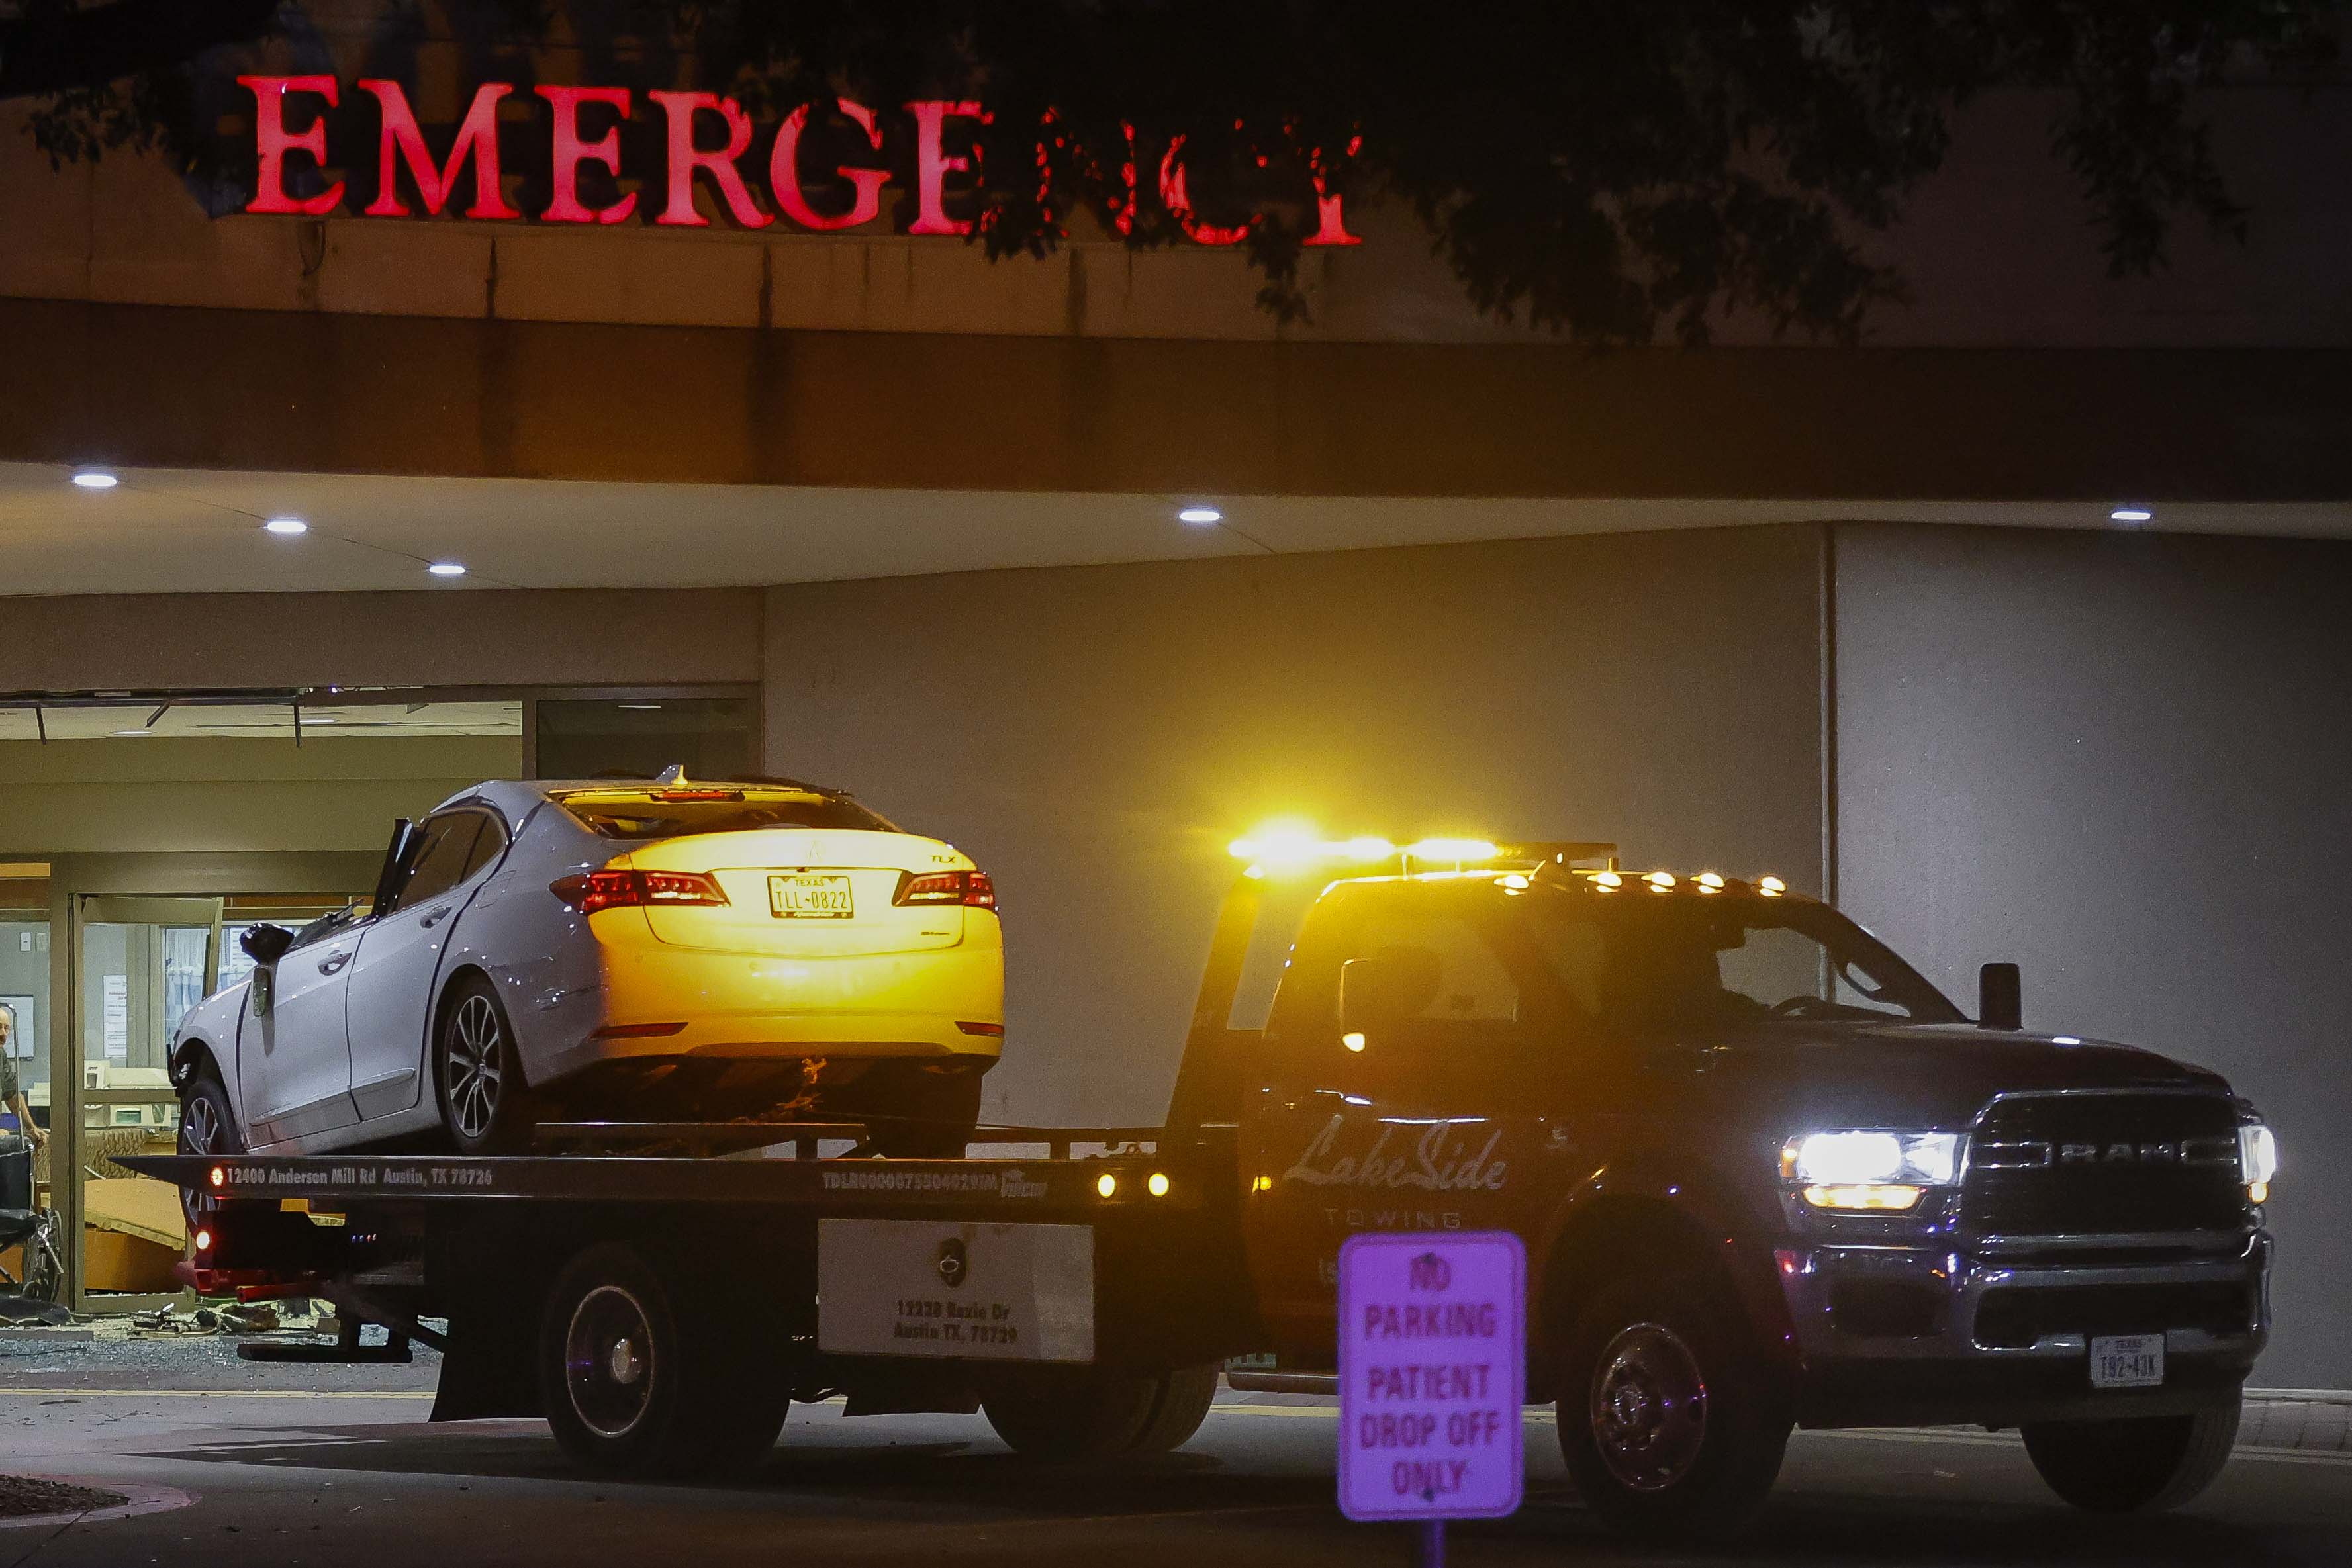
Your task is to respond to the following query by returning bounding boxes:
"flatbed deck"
[124,1138,1211,1214]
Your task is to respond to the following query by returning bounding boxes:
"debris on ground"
[0,1297,75,1328]
[131,1304,216,1336]
[0,1476,129,1519]
[219,1302,282,1334]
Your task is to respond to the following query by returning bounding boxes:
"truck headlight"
[1781,1130,1965,1212]
[2239,1120,2278,1202]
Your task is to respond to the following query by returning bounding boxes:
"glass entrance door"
[70,895,222,1308]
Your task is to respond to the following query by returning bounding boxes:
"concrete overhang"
[7,458,2352,594]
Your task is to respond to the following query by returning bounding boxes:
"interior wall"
[0,735,523,854]
[1835,522,2352,1390]
[0,588,763,691]
[765,525,1826,1126]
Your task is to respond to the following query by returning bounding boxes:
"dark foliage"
[4,1,2339,342]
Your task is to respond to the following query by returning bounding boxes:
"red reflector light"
[592,1021,692,1039]
[894,870,997,909]
[956,1021,1006,1037]
[551,869,729,915]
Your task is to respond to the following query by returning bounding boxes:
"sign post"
[1337,1230,1526,1563]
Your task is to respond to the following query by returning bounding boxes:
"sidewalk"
[2241,1390,2352,1453]
[1219,1385,2352,1454]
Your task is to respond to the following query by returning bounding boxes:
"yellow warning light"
[1096,1172,1119,1199]
[1147,1172,1172,1198]
[1499,873,1530,892]
[1339,836,1398,863]
[1342,1031,1368,1052]
[1251,1174,1274,1193]
[1759,875,1787,897]
[1644,870,1676,892]
[1593,870,1623,891]
[1803,1183,1924,1211]
[1229,821,1324,869]
[1696,871,1725,893]
[2250,1180,2271,1205]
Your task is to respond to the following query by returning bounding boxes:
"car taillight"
[551,869,729,914]
[894,870,997,909]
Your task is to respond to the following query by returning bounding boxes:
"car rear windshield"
[557,789,898,841]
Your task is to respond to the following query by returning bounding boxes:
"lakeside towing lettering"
[236,77,1362,245]
[1284,1115,1508,1193]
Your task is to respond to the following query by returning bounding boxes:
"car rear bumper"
[611,935,996,1038]
[527,936,1002,1084]
[1777,1228,2269,1429]
[598,1013,1003,1059]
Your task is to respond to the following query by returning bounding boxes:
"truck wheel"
[538,1242,789,1479]
[541,1243,686,1475]
[982,1367,1162,1460]
[1554,1273,1792,1540]
[435,977,534,1155]
[1127,1363,1221,1453]
[2022,1401,2241,1512]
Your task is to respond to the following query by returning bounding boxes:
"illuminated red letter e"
[240,75,344,216]
[537,85,637,224]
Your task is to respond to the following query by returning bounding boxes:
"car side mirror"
[1979,962,2022,1031]
[1340,948,1446,1037]
[239,923,295,967]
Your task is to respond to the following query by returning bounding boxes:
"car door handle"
[318,950,352,975]
[420,905,453,929]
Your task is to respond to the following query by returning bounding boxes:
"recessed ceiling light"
[616,702,663,710]
[263,518,308,535]
[1177,506,1223,525]
[2109,506,2153,524]
[426,561,467,576]
[111,728,152,737]
[73,471,118,490]
[305,717,338,726]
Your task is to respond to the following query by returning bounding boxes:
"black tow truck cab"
[132,838,2277,1539]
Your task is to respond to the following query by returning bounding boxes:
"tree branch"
[0,0,279,101]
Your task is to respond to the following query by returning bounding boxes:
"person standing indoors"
[0,1011,46,1157]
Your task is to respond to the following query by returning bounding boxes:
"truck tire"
[538,1241,789,1479]
[1554,1272,1792,1540]
[1127,1363,1221,1453]
[2022,1400,2241,1512]
[982,1367,1164,1460]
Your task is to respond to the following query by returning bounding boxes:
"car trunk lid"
[624,828,978,956]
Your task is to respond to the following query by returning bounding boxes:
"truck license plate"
[770,873,853,919]
[2091,1334,2165,1389]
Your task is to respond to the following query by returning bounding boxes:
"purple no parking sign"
[1336,1230,1525,1524]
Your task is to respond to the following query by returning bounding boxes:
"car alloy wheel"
[1590,1322,1711,1492]
[181,1091,223,1161]
[444,993,505,1142]
[565,1283,659,1440]
[176,1073,240,1233]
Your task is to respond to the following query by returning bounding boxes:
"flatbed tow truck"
[130,832,2279,1540]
